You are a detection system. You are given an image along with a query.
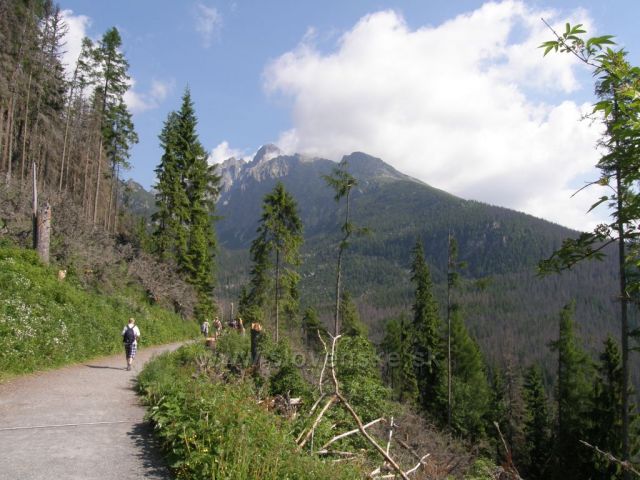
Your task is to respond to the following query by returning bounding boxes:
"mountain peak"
[341,151,422,185]
[252,144,282,164]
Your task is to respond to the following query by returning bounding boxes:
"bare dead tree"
[295,330,436,480]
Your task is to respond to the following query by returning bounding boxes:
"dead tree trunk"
[251,322,263,366]
[32,161,38,250]
[37,202,51,265]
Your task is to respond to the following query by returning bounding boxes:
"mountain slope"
[212,147,626,382]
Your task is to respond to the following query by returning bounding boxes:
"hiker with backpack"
[201,319,210,338]
[122,318,141,371]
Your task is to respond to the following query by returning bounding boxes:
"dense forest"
[1,1,639,479]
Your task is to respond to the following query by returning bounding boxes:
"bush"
[138,343,361,480]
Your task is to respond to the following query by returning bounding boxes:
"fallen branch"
[404,454,431,475]
[317,329,329,395]
[394,437,424,463]
[321,417,385,450]
[580,440,640,477]
[317,450,359,457]
[337,392,410,480]
[297,394,336,448]
[494,422,522,479]
[309,393,326,415]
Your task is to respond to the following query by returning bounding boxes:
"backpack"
[123,325,136,344]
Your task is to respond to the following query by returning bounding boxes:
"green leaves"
[539,21,616,62]
[538,230,613,275]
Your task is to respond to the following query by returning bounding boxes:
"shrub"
[138,343,361,480]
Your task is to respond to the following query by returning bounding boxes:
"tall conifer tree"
[588,336,630,479]
[410,240,442,411]
[438,311,491,439]
[382,313,419,404]
[152,89,219,319]
[247,182,303,341]
[522,365,551,480]
[549,302,594,480]
[91,27,137,228]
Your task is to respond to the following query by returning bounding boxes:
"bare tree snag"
[32,161,38,249]
[36,203,51,265]
[250,322,262,366]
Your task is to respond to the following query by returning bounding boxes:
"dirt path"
[0,342,185,480]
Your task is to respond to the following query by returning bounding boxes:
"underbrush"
[138,336,493,479]
[0,245,197,379]
[137,342,362,479]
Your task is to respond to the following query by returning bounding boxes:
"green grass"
[0,245,197,379]
[138,343,362,480]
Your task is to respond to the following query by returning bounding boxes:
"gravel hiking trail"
[0,342,184,480]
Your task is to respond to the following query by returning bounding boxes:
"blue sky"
[60,1,640,230]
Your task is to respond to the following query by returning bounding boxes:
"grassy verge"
[137,342,362,480]
[0,245,197,379]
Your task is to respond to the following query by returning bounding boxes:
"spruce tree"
[247,182,303,341]
[588,336,628,479]
[522,365,551,480]
[323,160,358,336]
[91,27,137,229]
[549,302,594,480]
[437,310,491,439]
[301,306,326,351]
[410,239,442,411]
[382,313,419,404]
[339,291,367,338]
[152,89,219,319]
[489,364,526,469]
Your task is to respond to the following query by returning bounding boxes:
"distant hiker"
[213,317,222,337]
[201,319,210,338]
[237,317,245,335]
[122,318,141,371]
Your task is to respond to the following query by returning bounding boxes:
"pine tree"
[247,182,303,341]
[152,89,220,319]
[522,365,551,480]
[339,291,367,338]
[382,313,419,404]
[588,336,626,479]
[301,306,327,351]
[549,302,594,480]
[91,27,137,228]
[437,310,491,439]
[410,239,442,411]
[323,160,358,336]
[489,363,526,469]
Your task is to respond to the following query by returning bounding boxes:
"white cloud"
[264,1,605,231]
[124,78,175,114]
[195,3,222,48]
[208,141,250,164]
[60,9,91,77]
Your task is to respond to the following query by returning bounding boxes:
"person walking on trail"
[201,319,210,338]
[122,318,141,371]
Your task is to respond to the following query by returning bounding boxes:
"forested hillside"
[208,148,627,384]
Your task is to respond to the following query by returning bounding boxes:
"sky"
[59,0,640,231]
